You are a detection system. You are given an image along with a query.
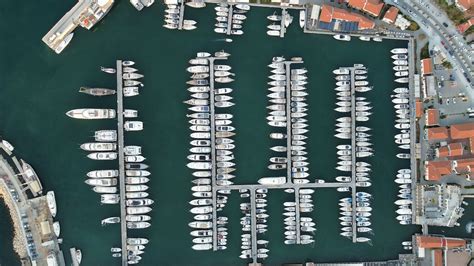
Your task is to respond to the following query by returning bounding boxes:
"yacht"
[333,34,351,41]
[124,121,143,131]
[125,155,146,162]
[391,48,408,54]
[85,178,117,187]
[125,146,142,155]
[124,109,138,118]
[127,222,151,229]
[101,194,120,204]
[46,191,57,217]
[124,87,139,97]
[79,87,116,96]
[101,217,120,225]
[123,73,144,80]
[299,10,305,28]
[93,187,117,194]
[126,192,149,199]
[359,36,370,41]
[66,109,116,119]
[80,142,116,152]
[87,152,117,160]
[87,170,118,178]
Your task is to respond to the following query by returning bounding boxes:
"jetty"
[115,60,128,266]
[349,66,358,243]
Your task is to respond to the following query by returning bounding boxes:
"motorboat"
[87,170,118,178]
[391,48,408,54]
[66,109,116,119]
[333,34,351,41]
[93,187,117,194]
[87,152,117,161]
[81,142,116,152]
[79,87,116,96]
[85,178,117,187]
[46,191,57,217]
[124,121,143,131]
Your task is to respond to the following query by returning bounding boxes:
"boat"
[54,33,74,54]
[87,170,118,178]
[87,152,117,160]
[395,77,409,83]
[267,30,279,36]
[66,109,116,119]
[393,65,409,71]
[359,36,370,41]
[124,121,143,131]
[258,176,285,185]
[46,191,57,217]
[79,87,116,96]
[123,73,144,80]
[80,142,116,152]
[299,10,305,28]
[267,14,282,21]
[93,187,117,194]
[2,140,14,152]
[124,80,143,87]
[85,178,117,187]
[333,34,351,41]
[393,60,408,66]
[391,48,408,54]
[397,153,410,159]
[125,155,146,163]
[127,222,151,229]
[101,217,120,225]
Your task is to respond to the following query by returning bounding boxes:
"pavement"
[387,0,474,89]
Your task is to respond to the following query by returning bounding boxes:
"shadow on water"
[0,198,20,266]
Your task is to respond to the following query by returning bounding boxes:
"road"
[388,0,473,88]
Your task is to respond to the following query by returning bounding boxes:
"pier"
[349,67,358,243]
[280,9,287,38]
[249,189,258,264]
[226,5,233,36]
[178,0,185,30]
[407,38,417,223]
[208,56,227,251]
[116,60,128,266]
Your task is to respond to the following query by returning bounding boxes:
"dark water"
[0,1,472,265]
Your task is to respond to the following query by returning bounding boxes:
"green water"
[0,1,472,265]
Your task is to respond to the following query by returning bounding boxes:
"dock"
[349,67,358,243]
[208,56,227,251]
[226,5,233,36]
[115,60,128,266]
[407,38,417,223]
[280,9,287,38]
[250,189,258,264]
[285,61,293,185]
[178,0,185,30]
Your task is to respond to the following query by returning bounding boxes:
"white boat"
[124,121,143,131]
[258,176,285,185]
[393,60,408,66]
[124,109,138,118]
[102,216,120,225]
[267,30,279,36]
[123,73,143,80]
[87,152,117,161]
[46,191,57,217]
[192,244,213,250]
[391,48,408,54]
[124,87,139,97]
[2,140,14,151]
[66,109,116,119]
[126,185,148,192]
[87,170,118,178]
[333,34,351,41]
[54,33,74,54]
[85,178,117,187]
[267,14,281,21]
[299,10,305,28]
[93,187,117,194]
[359,36,370,41]
[395,77,409,83]
[81,142,116,152]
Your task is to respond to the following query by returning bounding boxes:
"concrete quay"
[349,67,358,243]
[0,148,65,265]
[115,60,128,266]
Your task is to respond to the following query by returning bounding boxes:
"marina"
[3,2,474,265]
[66,60,150,265]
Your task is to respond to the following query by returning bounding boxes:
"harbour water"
[0,1,473,265]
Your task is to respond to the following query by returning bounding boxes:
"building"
[394,14,411,30]
[450,122,474,139]
[425,127,449,141]
[424,160,452,181]
[423,75,437,98]
[347,0,384,17]
[455,0,473,12]
[416,184,465,226]
[425,108,440,126]
[319,4,375,30]
[414,234,473,265]
[42,0,114,54]
[421,58,433,76]
[382,6,399,24]
[457,17,474,34]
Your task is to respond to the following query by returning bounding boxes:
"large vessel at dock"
[46,191,57,217]
[66,108,116,119]
[79,87,116,96]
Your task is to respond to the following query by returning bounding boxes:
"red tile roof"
[421,58,433,76]
[348,0,384,17]
[383,6,399,23]
[320,4,375,29]
[426,108,439,126]
[434,249,443,266]
[448,143,464,157]
[426,127,449,141]
[425,160,452,181]
[437,146,450,158]
[416,235,466,249]
[450,122,474,139]
[415,100,423,118]
[457,18,474,33]
[456,0,473,11]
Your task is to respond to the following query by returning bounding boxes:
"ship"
[79,87,116,96]
[46,191,57,217]
[54,33,74,54]
[66,109,116,119]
